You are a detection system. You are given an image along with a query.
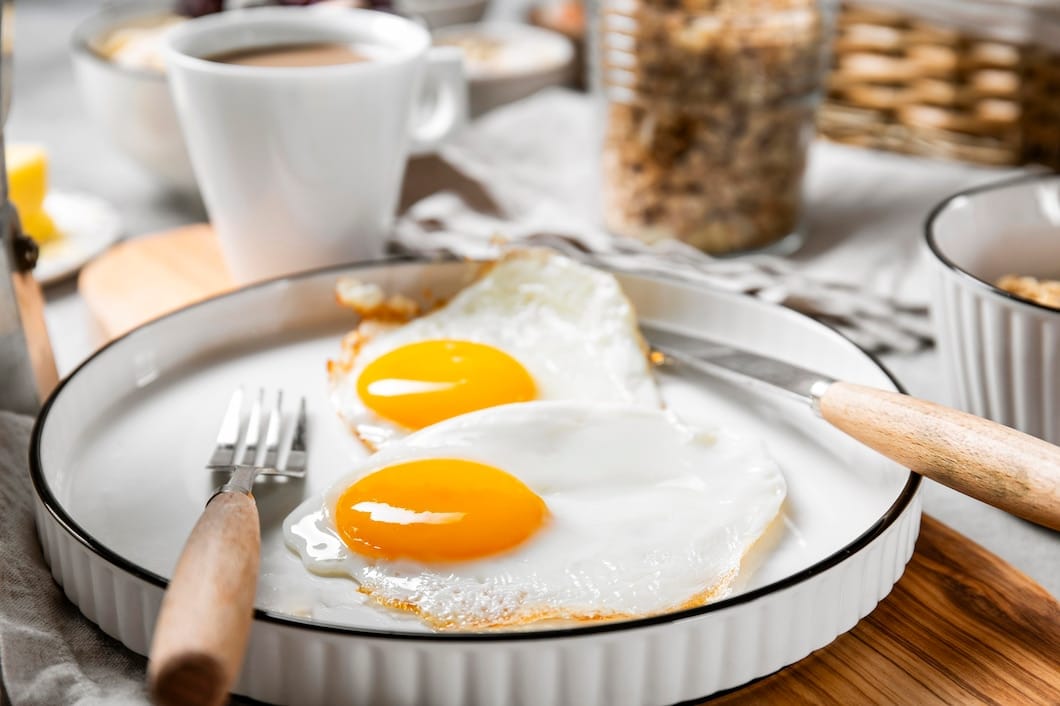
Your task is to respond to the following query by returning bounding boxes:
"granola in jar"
[597,0,836,253]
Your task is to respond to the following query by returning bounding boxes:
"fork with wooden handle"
[645,326,1060,531]
[148,389,307,706]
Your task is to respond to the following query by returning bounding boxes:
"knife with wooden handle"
[644,325,1060,531]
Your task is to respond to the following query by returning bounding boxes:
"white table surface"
[11,0,1058,597]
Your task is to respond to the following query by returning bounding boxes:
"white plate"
[35,190,123,286]
[31,259,920,705]
[398,0,488,29]
[433,23,575,117]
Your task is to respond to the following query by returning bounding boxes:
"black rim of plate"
[925,171,1060,317]
[29,255,922,643]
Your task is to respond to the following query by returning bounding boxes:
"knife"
[643,325,1060,531]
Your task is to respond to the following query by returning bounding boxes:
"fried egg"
[328,249,662,449]
[283,401,786,630]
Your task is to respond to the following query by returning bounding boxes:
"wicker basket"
[820,1,1060,167]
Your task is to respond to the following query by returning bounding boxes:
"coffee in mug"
[205,42,372,68]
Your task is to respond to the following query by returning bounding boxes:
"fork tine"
[283,397,308,477]
[240,389,264,466]
[262,390,283,469]
[210,389,307,478]
[208,388,243,468]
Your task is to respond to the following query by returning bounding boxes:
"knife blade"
[642,324,835,413]
[640,323,1060,531]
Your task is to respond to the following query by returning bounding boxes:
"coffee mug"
[165,7,467,283]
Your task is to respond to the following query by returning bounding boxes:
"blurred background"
[12,0,582,236]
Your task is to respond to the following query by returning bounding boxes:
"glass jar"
[595,0,837,254]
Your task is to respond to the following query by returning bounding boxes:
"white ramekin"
[925,173,1060,444]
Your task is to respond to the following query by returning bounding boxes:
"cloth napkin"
[395,90,1019,354]
[0,412,147,705]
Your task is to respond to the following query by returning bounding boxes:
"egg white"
[328,249,662,449]
[283,400,786,631]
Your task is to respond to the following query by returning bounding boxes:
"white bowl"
[433,22,574,117]
[925,173,1060,443]
[70,1,198,192]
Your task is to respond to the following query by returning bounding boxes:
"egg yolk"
[334,458,548,563]
[356,340,536,429]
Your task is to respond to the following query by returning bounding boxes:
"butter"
[6,143,59,243]
[20,209,58,245]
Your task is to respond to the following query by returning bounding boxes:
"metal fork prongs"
[207,388,307,479]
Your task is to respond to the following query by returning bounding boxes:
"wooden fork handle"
[148,490,260,706]
[818,382,1060,531]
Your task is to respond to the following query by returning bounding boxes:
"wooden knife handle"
[148,491,260,706]
[819,381,1060,531]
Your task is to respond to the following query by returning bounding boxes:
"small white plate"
[433,22,575,116]
[398,0,488,29]
[34,190,123,286]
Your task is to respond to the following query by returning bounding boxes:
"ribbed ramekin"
[926,173,1060,443]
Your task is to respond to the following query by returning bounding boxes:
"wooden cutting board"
[78,227,1060,704]
[79,224,235,339]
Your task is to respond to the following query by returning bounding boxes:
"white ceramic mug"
[165,7,467,283]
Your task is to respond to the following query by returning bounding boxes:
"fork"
[148,389,307,706]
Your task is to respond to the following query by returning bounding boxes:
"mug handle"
[409,45,468,155]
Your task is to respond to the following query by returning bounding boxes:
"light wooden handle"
[148,491,260,706]
[819,382,1060,531]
